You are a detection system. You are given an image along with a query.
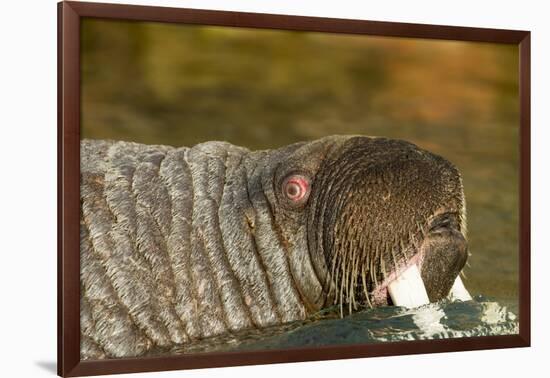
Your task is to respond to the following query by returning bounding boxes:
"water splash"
[156,296,517,356]
[369,297,518,343]
[229,296,518,351]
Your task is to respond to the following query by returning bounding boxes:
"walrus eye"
[282,174,310,205]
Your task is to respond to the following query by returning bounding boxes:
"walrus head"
[261,135,468,314]
[79,135,471,358]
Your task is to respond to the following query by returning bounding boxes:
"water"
[157,296,517,355]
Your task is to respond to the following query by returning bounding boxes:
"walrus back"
[79,139,308,359]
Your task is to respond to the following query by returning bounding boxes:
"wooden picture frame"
[58,1,531,376]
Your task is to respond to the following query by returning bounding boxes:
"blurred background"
[81,19,519,308]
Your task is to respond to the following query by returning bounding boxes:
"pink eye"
[282,174,310,203]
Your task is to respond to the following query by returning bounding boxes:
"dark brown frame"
[58,1,531,376]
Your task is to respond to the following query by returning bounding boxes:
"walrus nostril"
[429,213,460,233]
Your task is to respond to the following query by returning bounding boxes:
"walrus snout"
[305,136,471,312]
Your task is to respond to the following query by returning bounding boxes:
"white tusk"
[388,264,430,308]
[448,275,472,301]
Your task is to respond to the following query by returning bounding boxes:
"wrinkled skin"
[80,135,467,359]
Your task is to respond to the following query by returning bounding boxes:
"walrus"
[80,135,471,360]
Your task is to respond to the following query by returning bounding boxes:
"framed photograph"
[58,1,530,376]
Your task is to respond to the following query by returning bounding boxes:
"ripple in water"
[158,296,517,356]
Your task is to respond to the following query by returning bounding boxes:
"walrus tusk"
[387,264,430,308]
[448,276,472,301]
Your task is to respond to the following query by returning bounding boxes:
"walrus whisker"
[372,245,380,288]
[361,264,372,308]
[351,248,360,311]
[369,255,375,286]
[380,244,388,280]
[328,243,340,299]
[390,246,399,275]
[339,262,345,317]
[343,242,352,313]
[399,239,408,262]
[344,238,354,314]
[348,252,355,312]
[353,250,361,309]
[331,257,341,305]
[333,240,347,307]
